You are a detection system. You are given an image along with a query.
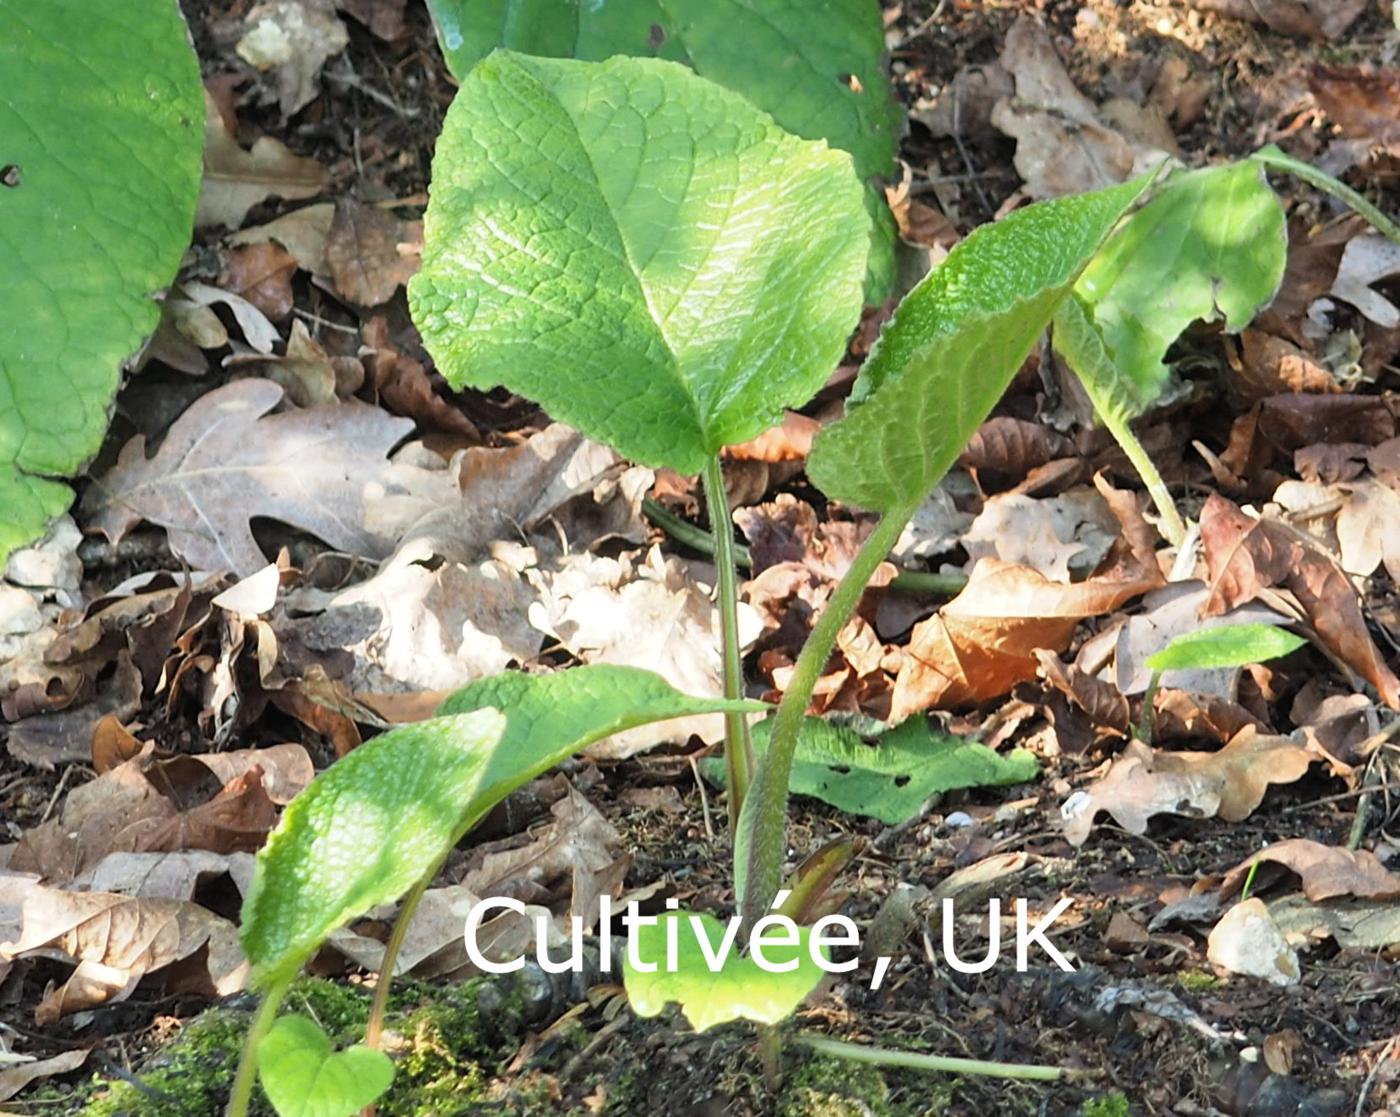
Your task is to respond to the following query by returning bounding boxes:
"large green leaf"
[1065,161,1286,423]
[426,0,900,298]
[624,910,827,1032]
[0,0,202,563]
[241,667,762,987]
[705,717,1039,825]
[806,176,1152,513]
[257,1015,394,1117]
[408,51,869,473]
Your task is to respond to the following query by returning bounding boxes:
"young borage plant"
[230,46,1267,1114]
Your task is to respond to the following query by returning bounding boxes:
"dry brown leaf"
[228,202,335,275]
[325,198,422,307]
[1219,840,1400,903]
[893,480,1161,715]
[0,886,246,1023]
[81,379,450,576]
[1060,730,1317,847]
[1335,479,1400,581]
[72,850,248,902]
[959,416,1075,478]
[236,0,349,116]
[1329,233,1400,328]
[961,488,1117,583]
[334,0,406,39]
[0,1050,90,1104]
[1236,329,1339,400]
[1267,892,1400,950]
[912,63,1013,139]
[226,319,348,407]
[221,242,297,321]
[133,768,279,857]
[1199,493,1400,709]
[1308,64,1400,149]
[196,90,327,229]
[361,316,480,441]
[989,17,1166,199]
[1035,650,1129,736]
[724,411,821,463]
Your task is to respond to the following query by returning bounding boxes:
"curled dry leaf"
[228,202,335,276]
[0,886,246,1023]
[196,91,327,230]
[959,415,1076,478]
[1219,839,1400,902]
[220,242,297,321]
[1328,233,1400,328]
[723,411,821,463]
[893,479,1162,716]
[1199,493,1400,709]
[1307,64,1400,151]
[1060,729,1317,847]
[0,1050,90,1104]
[962,488,1117,583]
[1035,649,1129,736]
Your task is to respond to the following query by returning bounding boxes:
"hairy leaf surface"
[241,668,760,986]
[0,0,203,563]
[409,52,869,472]
[706,717,1039,825]
[807,176,1150,512]
[425,0,899,296]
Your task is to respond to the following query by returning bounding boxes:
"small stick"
[797,1034,1066,1081]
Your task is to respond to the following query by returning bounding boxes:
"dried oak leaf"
[1236,329,1339,400]
[723,411,821,463]
[1199,493,1400,708]
[1061,730,1317,846]
[196,91,327,230]
[325,198,422,307]
[81,379,446,576]
[1219,839,1400,902]
[893,479,1162,716]
[959,415,1076,478]
[0,886,246,1023]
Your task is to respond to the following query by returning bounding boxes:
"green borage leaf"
[624,910,827,1032]
[1146,623,1306,673]
[807,175,1153,514]
[704,717,1039,825]
[0,0,203,564]
[425,0,901,299]
[240,667,763,987]
[1062,161,1287,425]
[257,1015,394,1117]
[409,50,869,474]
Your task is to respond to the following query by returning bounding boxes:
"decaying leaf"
[0,886,246,1023]
[236,0,349,116]
[1189,0,1366,40]
[1328,233,1400,328]
[1267,892,1400,950]
[0,1050,90,1104]
[1206,897,1300,987]
[196,91,327,229]
[961,488,1117,583]
[229,202,335,275]
[990,17,1171,199]
[1060,730,1317,846]
[324,198,422,307]
[82,379,454,576]
[1199,493,1400,709]
[893,480,1162,716]
[1220,840,1400,902]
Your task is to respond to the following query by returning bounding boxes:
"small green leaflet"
[1064,161,1286,424]
[409,51,869,473]
[241,667,761,987]
[1146,623,1306,673]
[257,1015,393,1117]
[705,717,1039,825]
[806,175,1152,513]
[425,0,900,298]
[0,0,203,564]
[624,911,827,1032]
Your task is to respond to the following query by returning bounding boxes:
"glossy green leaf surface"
[1146,623,1306,673]
[409,51,869,472]
[257,1015,393,1117]
[425,0,900,297]
[242,668,760,987]
[706,717,1039,825]
[1067,161,1286,423]
[807,176,1151,513]
[0,0,202,563]
[624,910,826,1032]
